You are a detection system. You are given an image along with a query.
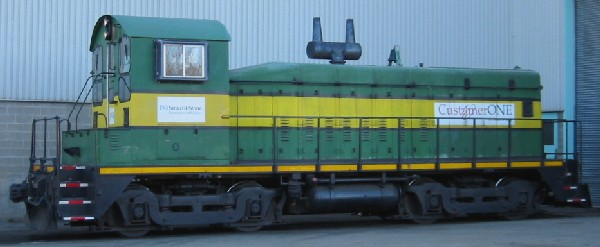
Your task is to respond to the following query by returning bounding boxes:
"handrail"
[230,115,580,167]
[29,116,62,174]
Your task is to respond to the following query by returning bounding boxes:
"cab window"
[119,36,132,102]
[155,40,207,81]
[120,36,131,73]
[92,46,105,106]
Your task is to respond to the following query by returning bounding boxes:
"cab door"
[106,36,132,128]
[91,34,131,129]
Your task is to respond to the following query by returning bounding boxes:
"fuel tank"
[306,184,401,214]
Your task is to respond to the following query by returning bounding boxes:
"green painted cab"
[63,15,232,167]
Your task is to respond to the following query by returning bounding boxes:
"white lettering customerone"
[434,102,515,126]
[157,97,206,123]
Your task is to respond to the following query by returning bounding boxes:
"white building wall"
[0,0,566,111]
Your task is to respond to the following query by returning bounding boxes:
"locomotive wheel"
[117,228,151,238]
[227,181,262,193]
[495,177,537,221]
[403,177,441,224]
[115,184,152,238]
[227,181,264,232]
[232,225,263,232]
[403,193,439,224]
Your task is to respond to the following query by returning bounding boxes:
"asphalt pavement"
[3,205,597,232]
[1,206,600,246]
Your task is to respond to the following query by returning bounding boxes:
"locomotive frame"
[9,15,590,236]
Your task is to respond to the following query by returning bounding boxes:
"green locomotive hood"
[229,62,541,90]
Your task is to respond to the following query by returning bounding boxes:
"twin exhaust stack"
[306,17,362,64]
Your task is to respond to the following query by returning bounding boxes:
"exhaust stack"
[306,17,362,64]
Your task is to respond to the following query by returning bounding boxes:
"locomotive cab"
[88,15,230,128]
[63,15,232,167]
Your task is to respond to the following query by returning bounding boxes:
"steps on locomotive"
[57,165,96,222]
[562,171,591,206]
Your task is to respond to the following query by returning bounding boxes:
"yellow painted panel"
[319,97,338,117]
[393,96,412,128]
[361,164,397,171]
[99,166,273,175]
[515,100,543,120]
[412,98,431,129]
[401,163,436,170]
[275,96,299,127]
[440,162,472,169]
[320,164,358,172]
[274,97,298,116]
[339,97,358,128]
[339,98,357,117]
[93,99,110,128]
[276,165,316,172]
[237,96,255,127]
[356,98,372,115]
[511,161,541,168]
[229,96,238,115]
[301,96,320,117]
[411,100,427,117]
[254,96,273,127]
[229,95,238,127]
[373,99,392,117]
[544,160,564,167]
[373,99,393,128]
[476,162,508,169]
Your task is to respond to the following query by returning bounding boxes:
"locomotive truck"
[9,15,590,237]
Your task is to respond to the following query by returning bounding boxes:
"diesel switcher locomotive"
[10,15,590,236]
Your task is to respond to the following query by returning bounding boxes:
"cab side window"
[119,36,131,102]
[92,46,105,106]
[120,36,131,73]
[155,40,207,81]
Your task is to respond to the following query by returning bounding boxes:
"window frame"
[155,39,208,82]
[92,45,105,106]
[92,45,104,76]
[119,35,131,74]
[108,43,117,73]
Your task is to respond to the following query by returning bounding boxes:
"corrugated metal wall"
[0,0,565,111]
[575,0,600,206]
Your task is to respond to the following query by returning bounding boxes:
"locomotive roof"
[90,15,230,51]
[230,62,541,88]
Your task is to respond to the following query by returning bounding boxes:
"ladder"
[29,117,96,224]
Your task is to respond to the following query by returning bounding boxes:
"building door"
[576,0,600,206]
